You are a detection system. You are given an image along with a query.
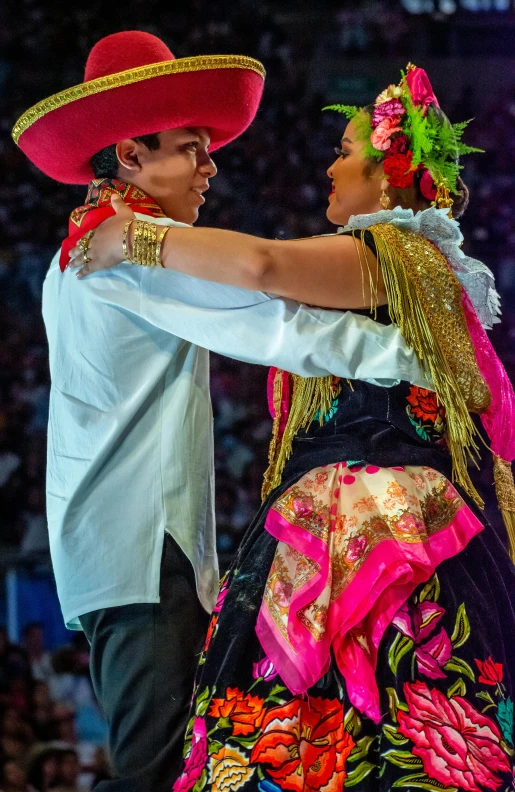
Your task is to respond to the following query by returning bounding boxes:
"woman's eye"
[334,147,348,159]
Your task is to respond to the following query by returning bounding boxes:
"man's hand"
[68,195,136,278]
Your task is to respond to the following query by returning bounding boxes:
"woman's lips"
[328,188,336,198]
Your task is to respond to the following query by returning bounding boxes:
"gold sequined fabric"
[363,224,491,506]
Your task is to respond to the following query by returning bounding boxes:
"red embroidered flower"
[475,657,504,686]
[383,151,415,188]
[203,614,218,653]
[398,682,510,792]
[392,600,445,644]
[209,688,265,737]
[406,386,446,424]
[250,697,355,792]
[172,717,207,792]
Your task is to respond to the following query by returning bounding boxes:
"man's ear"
[115,139,143,173]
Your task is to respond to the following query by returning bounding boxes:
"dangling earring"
[380,190,390,210]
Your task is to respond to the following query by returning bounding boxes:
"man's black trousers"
[79,533,210,792]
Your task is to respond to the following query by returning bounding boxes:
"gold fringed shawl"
[262,374,341,500]
[361,224,491,506]
[262,224,492,507]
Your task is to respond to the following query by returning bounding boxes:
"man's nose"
[198,152,217,178]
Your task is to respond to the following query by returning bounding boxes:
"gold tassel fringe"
[364,225,491,508]
[262,374,339,500]
[493,455,515,562]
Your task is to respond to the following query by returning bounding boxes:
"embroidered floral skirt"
[173,463,515,792]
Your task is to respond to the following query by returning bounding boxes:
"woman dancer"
[72,65,515,791]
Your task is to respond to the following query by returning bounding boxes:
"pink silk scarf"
[256,462,483,722]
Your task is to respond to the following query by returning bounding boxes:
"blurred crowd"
[0,622,108,792]
[1,0,515,563]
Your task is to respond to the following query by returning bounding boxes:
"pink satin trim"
[462,291,515,462]
[256,503,483,722]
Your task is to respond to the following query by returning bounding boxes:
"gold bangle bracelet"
[122,220,134,263]
[155,226,169,268]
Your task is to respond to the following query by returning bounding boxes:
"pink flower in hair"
[372,98,405,128]
[406,67,440,114]
[370,116,403,151]
[420,168,437,200]
[387,133,410,155]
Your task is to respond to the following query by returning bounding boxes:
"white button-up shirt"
[42,216,430,629]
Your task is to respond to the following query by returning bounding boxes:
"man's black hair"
[90,133,161,179]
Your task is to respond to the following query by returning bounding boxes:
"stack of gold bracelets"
[122,219,169,267]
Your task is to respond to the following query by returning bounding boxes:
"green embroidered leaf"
[182,739,192,758]
[344,706,363,737]
[450,603,471,648]
[231,732,262,749]
[447,678,467,699]
[382,749,424,769]
[386,687,409,723]
[345,761,377,787]
[415,423,430,441]
[268,684,287,697]
[257,765,265,781]
[392,772,458,790]
[497,697,514,745]
[444,656,476,682]
[476,691,496,706]
[185,715,195,739]
[196,698,211,718]
[388,633,414,675]
[419,574,440,603]
[383,723,409,745]
[192,768,208,792]
[208,740,224,755]
[348,735,376,762]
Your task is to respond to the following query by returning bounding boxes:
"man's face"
[118,127,217,224]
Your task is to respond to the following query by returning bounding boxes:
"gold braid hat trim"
[362,224,490,507]
[262,374,340,500]
[12,55,266,144]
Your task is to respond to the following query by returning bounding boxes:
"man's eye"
[186,141,199,148]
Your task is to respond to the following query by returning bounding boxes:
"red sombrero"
[12,30,266,184]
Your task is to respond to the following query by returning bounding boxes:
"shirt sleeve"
[91,259,430,388]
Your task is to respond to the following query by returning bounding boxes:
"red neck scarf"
[59,178,166,271]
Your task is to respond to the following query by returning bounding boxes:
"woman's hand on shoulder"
[68,195,135,278]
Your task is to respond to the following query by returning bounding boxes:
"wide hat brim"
[12,55,265,184]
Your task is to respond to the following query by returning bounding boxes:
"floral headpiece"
[325,64,482,210]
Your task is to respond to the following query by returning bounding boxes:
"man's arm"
[82,260,431,388]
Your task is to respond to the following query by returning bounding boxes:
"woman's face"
[326,119,384,226]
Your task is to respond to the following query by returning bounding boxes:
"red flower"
[398,682,510,792]
[203,614,218,653]
[383,151,415,189]
[414,628,452,680]
[209,688,265,737]
[406,386,446,424]
[172,717,207,792]
[250,697,355,792]
[475,657,504,686]
[388,133,410,155]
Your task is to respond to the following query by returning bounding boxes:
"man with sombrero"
[12,30,430,792]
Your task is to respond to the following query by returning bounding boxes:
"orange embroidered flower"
[209,688,266,736]
[407,386,446,425]
[250,697,355,792]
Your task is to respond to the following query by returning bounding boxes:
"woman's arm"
[72,195,386,310]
